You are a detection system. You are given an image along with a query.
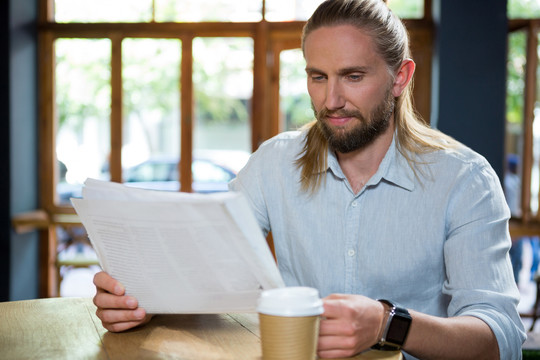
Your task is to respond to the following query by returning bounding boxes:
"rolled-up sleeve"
[443,159,526,359]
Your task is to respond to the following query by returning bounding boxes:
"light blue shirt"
[229,130,526,359]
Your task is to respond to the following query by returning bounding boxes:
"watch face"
[386,316,412,345]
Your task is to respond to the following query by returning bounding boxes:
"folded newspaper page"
[71,178,284,314]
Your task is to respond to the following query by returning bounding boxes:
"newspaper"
[71,178,284,314]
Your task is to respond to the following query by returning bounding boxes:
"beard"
[314,88,395,154]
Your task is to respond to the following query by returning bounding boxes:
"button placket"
[344,194,362,293]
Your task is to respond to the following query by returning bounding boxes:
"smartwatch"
[371,299,412,351]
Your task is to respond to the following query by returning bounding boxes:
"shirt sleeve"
[442,158,526,359]
[228,145,271,237]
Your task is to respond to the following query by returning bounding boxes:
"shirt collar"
[326,134,416,192]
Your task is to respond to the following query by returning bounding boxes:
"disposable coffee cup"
[257,287,324,360]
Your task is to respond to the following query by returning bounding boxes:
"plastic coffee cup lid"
[257,286,324,317]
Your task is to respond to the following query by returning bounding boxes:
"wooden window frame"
[508,19,540,237]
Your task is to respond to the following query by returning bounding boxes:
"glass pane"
[387,0,424,19]
[54,0,152,23]
[122,39,181,191]
[56,225,100,297]
[266,0,323,21]
[266,0,424,21]
[55,39,111,205]
[508,0,540,19]
[280,49,313,132]
[193,37,252,193]
[505,31,526,217]
[155,0,262,22]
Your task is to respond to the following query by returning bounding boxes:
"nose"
[325,79,345,111]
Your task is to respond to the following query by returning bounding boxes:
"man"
[93,0,526,359]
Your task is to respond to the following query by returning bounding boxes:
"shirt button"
[351,201,358,207]
[348,249,356,256]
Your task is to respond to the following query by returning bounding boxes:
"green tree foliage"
[55,39,111,133]
[506,31,526,126]
[122,39,180,124]
[193,37,251,125]
[387,0,423,19]
[509,0,540,19]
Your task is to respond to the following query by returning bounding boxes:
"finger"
[318,334,358,358]
[318,318,347,336]
[94,271,125,295]
[101,313,153,333]
[102,316,152,333]
[324,293,348,300]
[96,307,147,327]
[317,348,357,359]
[104,320,145,333]
[321,298,347,319]
[93,291,139,311]
[318,334,351,349]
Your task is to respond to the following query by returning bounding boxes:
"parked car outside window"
[58,150,250,203]
[123,156,236,193]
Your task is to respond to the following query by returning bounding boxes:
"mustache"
[315,107,364,121]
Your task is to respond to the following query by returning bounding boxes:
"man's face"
[304,25,396,153]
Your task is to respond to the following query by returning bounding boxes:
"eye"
[310,74,326,82]
[346,73,364,81]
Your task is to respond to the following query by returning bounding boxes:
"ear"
[392,59,415,97]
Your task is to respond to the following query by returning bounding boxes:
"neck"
[336,120,395,193]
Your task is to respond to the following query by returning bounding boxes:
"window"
[506,0,540,235]
[32,0,429,297]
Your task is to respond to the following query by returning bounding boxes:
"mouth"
[325,115,356,127]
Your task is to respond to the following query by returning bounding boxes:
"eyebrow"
[305,67,324,75]
[305,66,370,75]
[337,66,370,75]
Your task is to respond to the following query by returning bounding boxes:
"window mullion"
[522,24,538,223]
[253,21,270,150]
[110,34,123,183]
[423,0,432,21]
[40,0,54,22]
[39,31,56,212]
[180,36,193,192]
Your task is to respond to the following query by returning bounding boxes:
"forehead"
[304,24,386,71]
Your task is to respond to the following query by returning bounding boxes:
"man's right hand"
[92,271,153,332]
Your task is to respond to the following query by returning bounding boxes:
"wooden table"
[0,297,403,360]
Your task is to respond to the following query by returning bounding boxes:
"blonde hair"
[296,0,458,193]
